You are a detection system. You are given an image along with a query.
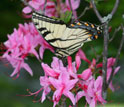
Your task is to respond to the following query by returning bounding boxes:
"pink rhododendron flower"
[2,23,54,78]
[27,57,79,106]
[78,68,92,81]
[86,76,106,107]
[76,49,120,91]
[42,63,60,78]
[44,0,58,17]
[23,0,45,13]
[41,57,64,78]
[76,76,106,107]
[75,53,81,70]
[23,49,120,107]
[66,0,80,10]
[40,76,51,102]
[24,75,51,102]
[23,0,57,17]
[106,58,120,91]
[76,49,91,64]
[22,0,80,18]
[3,55,33,78]
[49,70,78,107]
[76,77,93,103]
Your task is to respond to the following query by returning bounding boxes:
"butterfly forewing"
[32,12,98,57]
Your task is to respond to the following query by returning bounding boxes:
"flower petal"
[22,6,32,14]
[23,62,33,76]
[75,53,81,70]
[42,63,59,77]
[94,76,103,91]
[78,68,92,80]
[64,91,76,105]
[77,49,91,64]
[76,91,85,102]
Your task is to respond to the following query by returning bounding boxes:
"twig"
[108,24,124,86]
[111,0,120,16]
[43,0,47,13]
[102,22,109,99]
[109,26,121,42]
[91,0,120,100]
[91,0,102,23]
[77,6,90,20]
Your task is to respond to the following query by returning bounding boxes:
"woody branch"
[91,0,120,99]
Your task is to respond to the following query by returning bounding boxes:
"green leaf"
[85,0,103,4]
[60,11,72,23]
[50,0,56,2]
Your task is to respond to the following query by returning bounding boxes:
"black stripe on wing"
[38,27,46,31]
[37,27,51,37]
[32,12,65,25]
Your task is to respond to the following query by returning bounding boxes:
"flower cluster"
[3,23,53,78]
[26,49,120,107]
[22,0,80,18]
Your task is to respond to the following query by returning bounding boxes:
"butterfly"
[32,11,102,57]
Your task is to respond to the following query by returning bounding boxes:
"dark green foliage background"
[0,0,124,107]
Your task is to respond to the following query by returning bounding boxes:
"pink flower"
[76,77,93,102]
[22,0,58,17]
[40,76,51,102]
[22,0,80,18]
[107,58,120,91]
[76,76,106,107]
[44,0,58,17]
[2,23,54,78]
[49,70,78,107]
[41,57,78,106]
[23,0,45,13]
[66,0,80,10]
[25,75,51,102]
[42,56,77,79]
[76,49,91,64]
[87,76,106,107]
[41,63,60,78]
[3,55,33,78]
[75,53,81,70]
[76,50,120,91]
[41,57,64,78]
[78,68,92,81]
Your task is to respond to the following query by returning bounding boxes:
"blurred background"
[0,0,124,107]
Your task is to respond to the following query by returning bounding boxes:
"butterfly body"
[32,12,102,57]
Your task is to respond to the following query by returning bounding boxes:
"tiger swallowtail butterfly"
[32,11,102,57]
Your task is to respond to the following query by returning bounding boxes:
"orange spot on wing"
[95,35,98,39]
[84,22,89,26]
[71,24,75,27]
[91,24,95,28]
[88,34,92,37]
[77,22,81,25]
